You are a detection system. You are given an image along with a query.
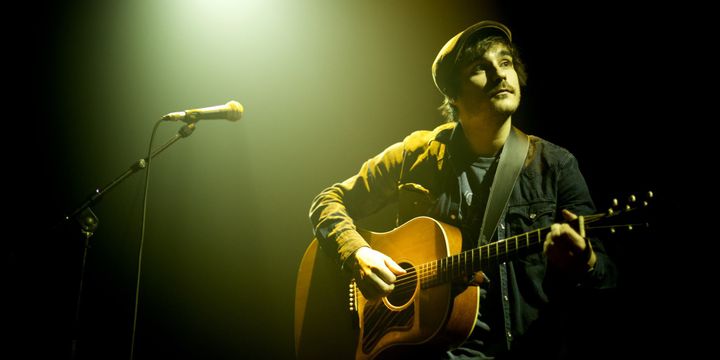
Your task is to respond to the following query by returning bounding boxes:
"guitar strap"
[477,126,529,246]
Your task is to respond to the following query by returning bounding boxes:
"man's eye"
[499,60,513,67]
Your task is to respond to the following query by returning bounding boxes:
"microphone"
[162,100,244,122]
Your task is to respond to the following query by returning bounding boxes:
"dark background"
[6,0,686,359]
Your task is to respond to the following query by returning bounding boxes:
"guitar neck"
[418,226,550,289]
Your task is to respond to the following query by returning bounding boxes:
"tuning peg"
[647,191,654,199]
[629,194,636,203]
[643,201,649,207]
[612,198,619,207]
[625,204,631,211]
[608,208,615,216]
[610,228,616,234]
[627,225,633,231]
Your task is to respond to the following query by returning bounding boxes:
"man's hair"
[438,35,528,123]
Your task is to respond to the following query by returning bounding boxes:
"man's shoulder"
[528,134,576,165]
[401,122,456,150]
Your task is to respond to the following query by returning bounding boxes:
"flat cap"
[432,20,512,98]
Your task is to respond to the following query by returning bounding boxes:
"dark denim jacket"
[309,122,617,356]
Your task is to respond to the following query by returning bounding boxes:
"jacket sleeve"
[548,152,618,292]
[308,141,405,269]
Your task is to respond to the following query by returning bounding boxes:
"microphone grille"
[226,100,244,121]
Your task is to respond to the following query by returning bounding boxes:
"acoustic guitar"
[294,192,651,359]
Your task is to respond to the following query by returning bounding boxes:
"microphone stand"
[62,122,196,360]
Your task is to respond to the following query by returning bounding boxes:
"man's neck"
[459,114,512,157]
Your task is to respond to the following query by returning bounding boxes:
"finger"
[544,223,561,253]
[560,223,586,249]
[374,263,398,285]
[385,257,408,275]
[561,209,578,221]
[543,236,552,253]
[367,271,395,294]
[549,223,562,239]
[469,271,490,286]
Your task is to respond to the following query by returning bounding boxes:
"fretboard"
[419,227,550,288]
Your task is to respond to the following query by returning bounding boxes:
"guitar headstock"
[584,191,653,234]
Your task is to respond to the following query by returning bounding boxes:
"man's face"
[455,42,521,118]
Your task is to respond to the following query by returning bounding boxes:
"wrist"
[342,246,369,274]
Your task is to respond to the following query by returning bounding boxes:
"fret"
[474,247,478,272]
[467,251,471,275]
[446,257,450,281]
[452,254,456,279]
[455,253,460,278]
[442,257,448,282]
[470,248,473,270]
[420,226,559,289]
[525,232,529,249]
[438,258,444,283]
[479,247,483,270]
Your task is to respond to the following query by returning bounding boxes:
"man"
[309,20,616,359]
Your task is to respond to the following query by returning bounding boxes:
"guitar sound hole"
[386,262,416,308]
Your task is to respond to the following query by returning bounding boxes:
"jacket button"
[450,214,456,220]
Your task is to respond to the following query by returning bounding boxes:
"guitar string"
[386,214,622,289]
[363,288,418,348]
[363,300,407,348]
[362,214,620,294]
[356,211,632,351]
[361,235,542,347]
[363,302,387,345]
[357,211,637,343]
[364,300,404,347]
[388,229,544,289]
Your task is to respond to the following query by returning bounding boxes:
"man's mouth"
[491,88,513,96]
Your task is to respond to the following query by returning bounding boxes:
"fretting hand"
[543,209,597,273]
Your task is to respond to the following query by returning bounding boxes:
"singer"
[302,20,618,359]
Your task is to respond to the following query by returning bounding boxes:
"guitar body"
[294,238,358,359]
[295,217,479,360]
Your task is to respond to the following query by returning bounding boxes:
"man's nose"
[490,64,507,81]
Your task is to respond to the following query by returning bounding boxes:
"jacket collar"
[431,122,478,164]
